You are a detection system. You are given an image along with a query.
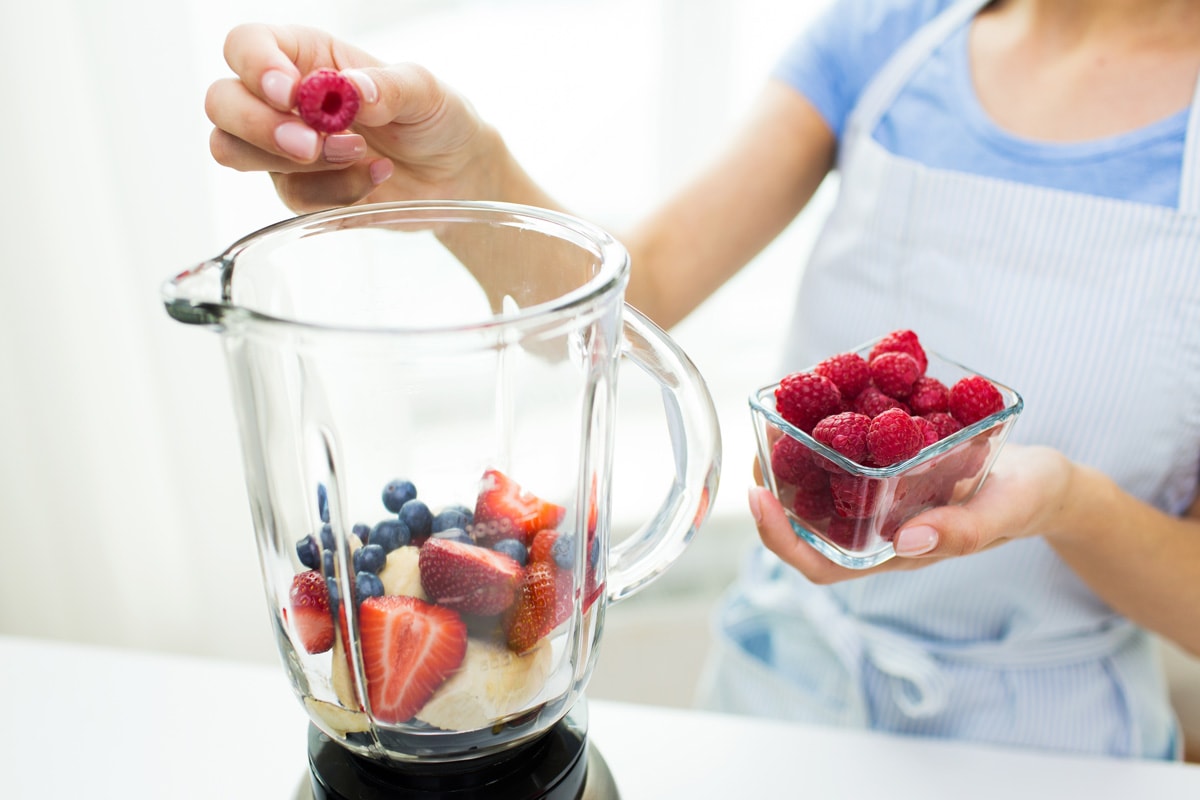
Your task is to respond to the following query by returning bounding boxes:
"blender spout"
[162,258,228,326]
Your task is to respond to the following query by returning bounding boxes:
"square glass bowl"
[749,347,1023,569]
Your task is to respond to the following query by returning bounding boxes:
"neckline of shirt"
[945,22,1190,164]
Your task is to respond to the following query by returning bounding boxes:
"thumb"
[344,63,454,128]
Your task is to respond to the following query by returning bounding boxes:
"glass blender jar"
[163,201,721,798]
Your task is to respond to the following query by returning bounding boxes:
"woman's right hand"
[205,23,505,213]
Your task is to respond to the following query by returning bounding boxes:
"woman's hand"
[751,444,1074,584]
[205,23,503,213]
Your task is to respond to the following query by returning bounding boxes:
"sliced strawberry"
[552,567,575,629]
[287,570,334,654]
[528,529,560,565]
[505,562,557,653]
[358,595,467,724]
[472,469,565,546]
[417,538,522,616]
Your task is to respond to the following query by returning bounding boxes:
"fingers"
[223,23,306,111]
[350,62,448,128]
[750,487,858,584]
[270,158,394,214]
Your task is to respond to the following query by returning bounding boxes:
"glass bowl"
[749,345,1023,569]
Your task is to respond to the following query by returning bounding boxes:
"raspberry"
[912,415,940,447]
[854,386,909,418]
[908,376,949,415]
[812,412,871,464]
[869,329,928,374]
[792,475,834,521]
[813,352,871,400]
[296,69,361,133]
[770,435,821,486]
[922,411,963,440]
[948,375,1005,426]
[829,473,881,518]
[869,351,921,399]
[866,408,923,466]
[775,371,843,433]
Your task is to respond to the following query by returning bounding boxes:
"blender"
[163,201,722,798]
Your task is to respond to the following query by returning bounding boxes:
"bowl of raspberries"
[749,329,1023,569]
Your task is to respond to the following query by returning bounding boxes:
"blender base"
[296,716,620,800]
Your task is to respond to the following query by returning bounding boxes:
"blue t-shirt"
[772,0,1188,207]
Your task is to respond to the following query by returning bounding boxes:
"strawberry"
[472,469,566,547]
[417,538,522,616]
[869,329,928,374]
[505,562,558,653]
[774,371,843,433]
[358,595,467,724]
[869,351,921,399]
[812,411,872,464]
[287,570,334,654]
[813,352,871,400]
[948,375,1005,426]
[552,567,575,630]
[529,529,559,565]
[295,69,360,133]
[866,408,923,466]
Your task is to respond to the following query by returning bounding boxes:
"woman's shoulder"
[774,0,960,137]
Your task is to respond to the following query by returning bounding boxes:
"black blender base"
[297,718,620,800]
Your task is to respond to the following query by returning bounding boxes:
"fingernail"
[369,158,394,185]
[342,69,378,104]
[895,525,938,557]
[261,69,295,108]
[323,134,366,163]
[275,121,319,160]
[747,487,764,525]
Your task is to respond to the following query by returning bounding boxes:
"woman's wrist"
[1040,459,1118,548]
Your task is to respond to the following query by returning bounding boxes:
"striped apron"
[699,0,1200,758]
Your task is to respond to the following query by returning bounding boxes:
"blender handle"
[606,304,722,604]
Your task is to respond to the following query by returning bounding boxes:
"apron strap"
[1177,70,1200,214]
[845,0,990,137]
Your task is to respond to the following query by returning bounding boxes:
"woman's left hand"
[751,444,1074,584]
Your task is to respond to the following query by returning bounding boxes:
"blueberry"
[326,577,341,609]
[323,550,335,576]
[355,572,385,604]
[493,538,528,566]
[551,533,577,570]
[398,500,433,540]
[296,535,321,570]
[317,483,330,523]
[431,528,473,546]
[382,479,417,513]
[320,524,335,550]
[370,519,411,553]
[352,522,371,543]
[588,535,600,566]
[353,544,387,574]
[432,505,474,534]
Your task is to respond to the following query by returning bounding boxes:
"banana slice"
[330,635,359,710]
[378,546,428,600]
[416,637,552,731]
[305,696,371,735]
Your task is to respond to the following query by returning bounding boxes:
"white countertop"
[2,635,1198,799]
